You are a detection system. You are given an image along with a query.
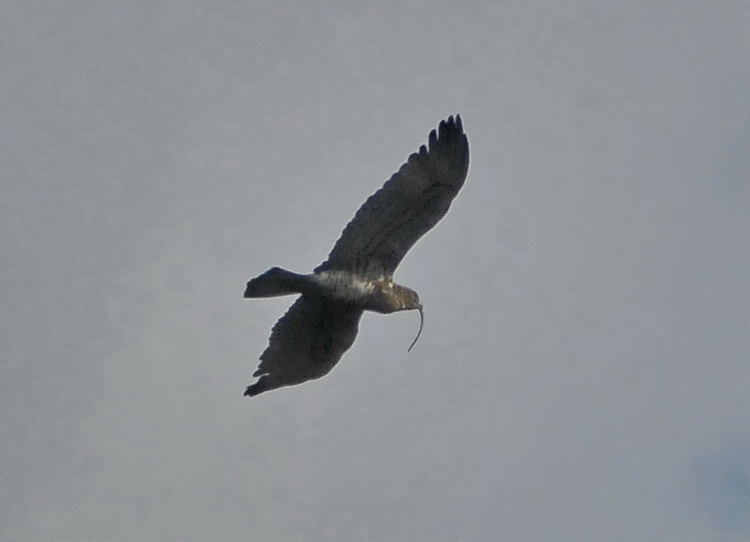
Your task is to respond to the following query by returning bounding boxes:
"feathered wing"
[244,297,364,396]
[315,115,469,278]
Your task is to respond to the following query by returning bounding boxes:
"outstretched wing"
[245,296,364,396]
[315,115,469,278]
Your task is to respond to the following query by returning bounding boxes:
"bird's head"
[369,281,424,351]
[393,285,422,312]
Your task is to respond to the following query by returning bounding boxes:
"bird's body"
[245,267,419,313]
[244,115,469,396]
[309,271,421,314]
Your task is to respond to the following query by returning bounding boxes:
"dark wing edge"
[315,115,469,278]
[244,296,364,396]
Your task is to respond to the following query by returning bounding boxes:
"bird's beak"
[408,306,424,352]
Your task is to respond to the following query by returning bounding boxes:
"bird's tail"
[244,267,309,298]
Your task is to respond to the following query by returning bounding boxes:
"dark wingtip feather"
[440,114,464,135]
[244,382,264,397]
[440,114,469,176]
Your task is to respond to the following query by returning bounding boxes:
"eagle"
[243,115,470,396]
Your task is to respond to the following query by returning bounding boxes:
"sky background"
[2,1,749,540]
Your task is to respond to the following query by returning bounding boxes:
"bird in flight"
[243,115,469,396]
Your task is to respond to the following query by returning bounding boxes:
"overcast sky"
[3,2,749,540]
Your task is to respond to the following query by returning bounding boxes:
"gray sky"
[3,1,749,540]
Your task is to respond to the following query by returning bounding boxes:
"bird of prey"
[243,115,469,396]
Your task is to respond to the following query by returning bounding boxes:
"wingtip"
[454,114,463,131]
[243,384,262,397]
[244,375,273,397]
[438,114,465,136]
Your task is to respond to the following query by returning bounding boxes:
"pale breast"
[310,271,377,302]
[309,271,403,313]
